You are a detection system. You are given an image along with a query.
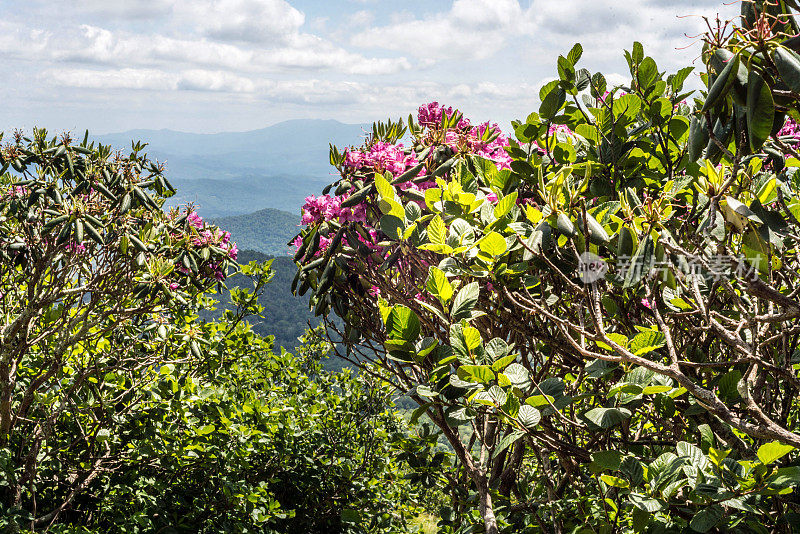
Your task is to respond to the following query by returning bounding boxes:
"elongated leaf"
[493,192,517,219]
[386,306,421,342]
[689,505,724,533]
[493,430,525,458]
[628,493,666,513]
[590,450,622,472]
[457,364,495,384]
[623,234,655,288]
[600,474,630,488]
[746,70,775,152]
[774,46,800,93]
[427,215,447,245]
[702,54,739,112]
[480,231,507,256]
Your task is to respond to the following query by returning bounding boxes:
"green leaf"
[493,192,517,219]
[641,385,672,394]
[585,407,632,428]
[491,354,516,372]
[774,46,800,93]
[629,330,666,355]
[688,116,708,162]
[540,86,566,120]
[500,363,530,388]
[621,456,645,486]
[590,450,622,473]
[600,474,629,488]
[486,338,509,360]
[597,332,629,351]
[517,405,541,429]
[628,493,665,513]
[743,227,770,274]
[380,214,405,240]
[766,466,800,489]
[689,505,724,533]
[718,369,742,400]
[567,43,583,65]
[480,231,507,256]
[375,173,395,200]
[197,424,216,436]
[457,364,495,384]
[702,54,739,112]
[757,441,795,465]
[386,306,421,342]
[676,441,709,470]
[341,509,362,524]
[428,215,447,245]
[493,430,525,458]
[746,70,775,152]
[624,234,655,288]
[451,282,480,321]
[638,57,659,89]
[426,267,453,304]
[612,94,642,120]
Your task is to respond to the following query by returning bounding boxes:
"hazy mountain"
[98,119,367,178]
[210,208,299,256]
[97,119,368,216]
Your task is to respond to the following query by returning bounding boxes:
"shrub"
[292,5,800,532]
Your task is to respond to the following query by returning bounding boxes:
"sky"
[0,0,740,135]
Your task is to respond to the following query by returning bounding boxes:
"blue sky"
[0,0,739,134]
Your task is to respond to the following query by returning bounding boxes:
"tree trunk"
[476,473,499,534]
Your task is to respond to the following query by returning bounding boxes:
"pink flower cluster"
[168,208,240,283]
[778,117,800,149]
[294,103,515,257]
[2,186,28,200]
[344,141,420,176]
[183,209,238,262]
[418,102,471,129]
[301,195,368,226]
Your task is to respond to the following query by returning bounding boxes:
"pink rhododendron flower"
[186,211,204,229]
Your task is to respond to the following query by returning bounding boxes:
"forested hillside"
[210,208,299,255]
[202,250,352,371]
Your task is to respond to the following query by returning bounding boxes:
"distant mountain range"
[97,119,369,217]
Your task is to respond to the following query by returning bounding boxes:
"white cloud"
[351,0,736,69]
[0,0,742,133]
[351,0,526,60]
[351,10,374,27]
[175,0,305,44]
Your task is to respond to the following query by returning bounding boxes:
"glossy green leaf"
[746,70,775,152]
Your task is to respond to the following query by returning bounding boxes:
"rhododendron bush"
[293,5,800,532]
[0,129,242,525]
